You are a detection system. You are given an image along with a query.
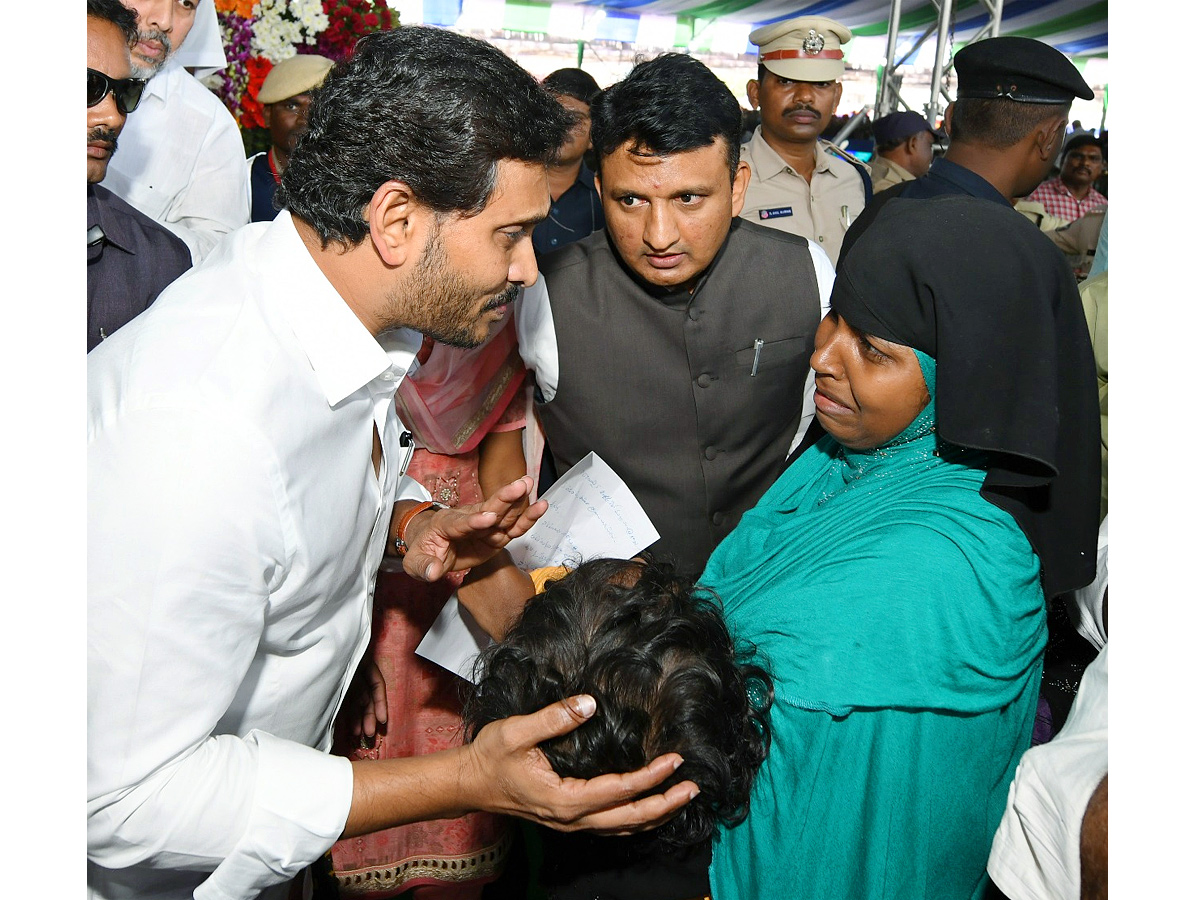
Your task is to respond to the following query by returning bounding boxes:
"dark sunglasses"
[88,68,148,115]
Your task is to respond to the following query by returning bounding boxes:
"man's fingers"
[561,779,699,835]
[501,695,598,750]
[371,676,388,727]
[559,750,684,807]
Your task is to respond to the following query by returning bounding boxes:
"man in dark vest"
[517,53,834,577]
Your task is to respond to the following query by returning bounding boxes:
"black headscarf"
[830,195,1100,598]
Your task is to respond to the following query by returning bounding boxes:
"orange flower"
[213,0,257,15]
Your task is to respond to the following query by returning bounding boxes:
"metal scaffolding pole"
[927,0,956,127]
[874,0,905,116]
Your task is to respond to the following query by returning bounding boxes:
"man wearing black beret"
[840,35,1094,263]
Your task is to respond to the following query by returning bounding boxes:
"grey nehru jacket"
[537,219,821,576]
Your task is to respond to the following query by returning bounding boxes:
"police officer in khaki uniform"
[739,15,870,264]
[868,110,938,192]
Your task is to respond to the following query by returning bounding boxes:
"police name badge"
[759,207,794,220]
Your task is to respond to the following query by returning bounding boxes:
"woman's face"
[810,311,931,451]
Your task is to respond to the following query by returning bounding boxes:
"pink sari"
[330,316,527,899]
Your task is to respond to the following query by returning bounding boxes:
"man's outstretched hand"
[400,476,547,582]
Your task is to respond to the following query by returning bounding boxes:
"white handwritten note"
[506,452,660,569]
[415,452,658,681]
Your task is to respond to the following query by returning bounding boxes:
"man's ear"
[943,102,955,139]
[746,78,760,110]
[1035,116,1068,161]
[730,159,752,218]
[366,180,427,267]
[905,133,921,156]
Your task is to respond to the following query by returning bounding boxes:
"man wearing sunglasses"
[87,0,191,352]
[101,0,249,263]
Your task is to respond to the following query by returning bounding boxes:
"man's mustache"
[89,126,120,154]
[136,28,172,56]
[784,104,821,117]
[484,284,520,311]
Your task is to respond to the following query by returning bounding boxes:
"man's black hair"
[543,68,602,106]
[1062,132,1106,160]
[88,0,138,45]
[462,556,773,848]
[949,96,1071,149]
[591,53,743,184]
[277,26,574,248]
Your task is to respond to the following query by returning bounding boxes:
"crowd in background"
[87,3,1109,900]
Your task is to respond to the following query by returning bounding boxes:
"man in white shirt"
[103,0,250,262]
[88,27,695,900]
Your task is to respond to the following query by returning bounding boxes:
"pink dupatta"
[394,309,527,457]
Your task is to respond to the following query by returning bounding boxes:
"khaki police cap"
[749,16,853,83]
[258,54,335,105]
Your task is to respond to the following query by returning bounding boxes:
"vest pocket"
[734,335,809,373]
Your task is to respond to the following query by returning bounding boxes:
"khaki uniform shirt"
[739,126,867,264]
[1013,199,1070,232]
[869,155,915,193]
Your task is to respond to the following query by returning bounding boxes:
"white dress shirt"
[987,645,1108,900]
[103,58,251,264]
[88,212,427,900]
[516,235,835,455]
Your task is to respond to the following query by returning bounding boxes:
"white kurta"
[103,58,250,263]
[987,645,1109,900]
[87,212,427,900]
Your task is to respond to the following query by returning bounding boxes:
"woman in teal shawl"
[705,196,1101,900]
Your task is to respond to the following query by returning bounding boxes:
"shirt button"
[818,235,825,242]
[711,510,724,526]
[550,238,558,246]
[688,308,701,321]
[380,371,397,381]
[696,373,712,388]
[704,446,718,461]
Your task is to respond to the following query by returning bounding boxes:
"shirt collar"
[746,126,825,179]
[260,213,422,407]
[88,183,138,255]
[926,158,1010,206]
[575,161,596,190]
[143,57,179,104]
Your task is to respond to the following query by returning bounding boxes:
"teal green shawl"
[702,351,1045,714]
[703,352,1047,900]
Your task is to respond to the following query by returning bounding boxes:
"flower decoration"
[212,10,256,126]
[209,0,396,139]
[214,0,257,15]
[313,0,396,61]
[252,0,330,63]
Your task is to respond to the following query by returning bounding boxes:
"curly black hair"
[461,557,772,848]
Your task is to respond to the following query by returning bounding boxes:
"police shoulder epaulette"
[823,141,868,171]
[822,141,873,202]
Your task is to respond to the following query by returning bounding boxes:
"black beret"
[954,36,1094,104]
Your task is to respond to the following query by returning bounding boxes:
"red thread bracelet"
[393,500,445,556]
